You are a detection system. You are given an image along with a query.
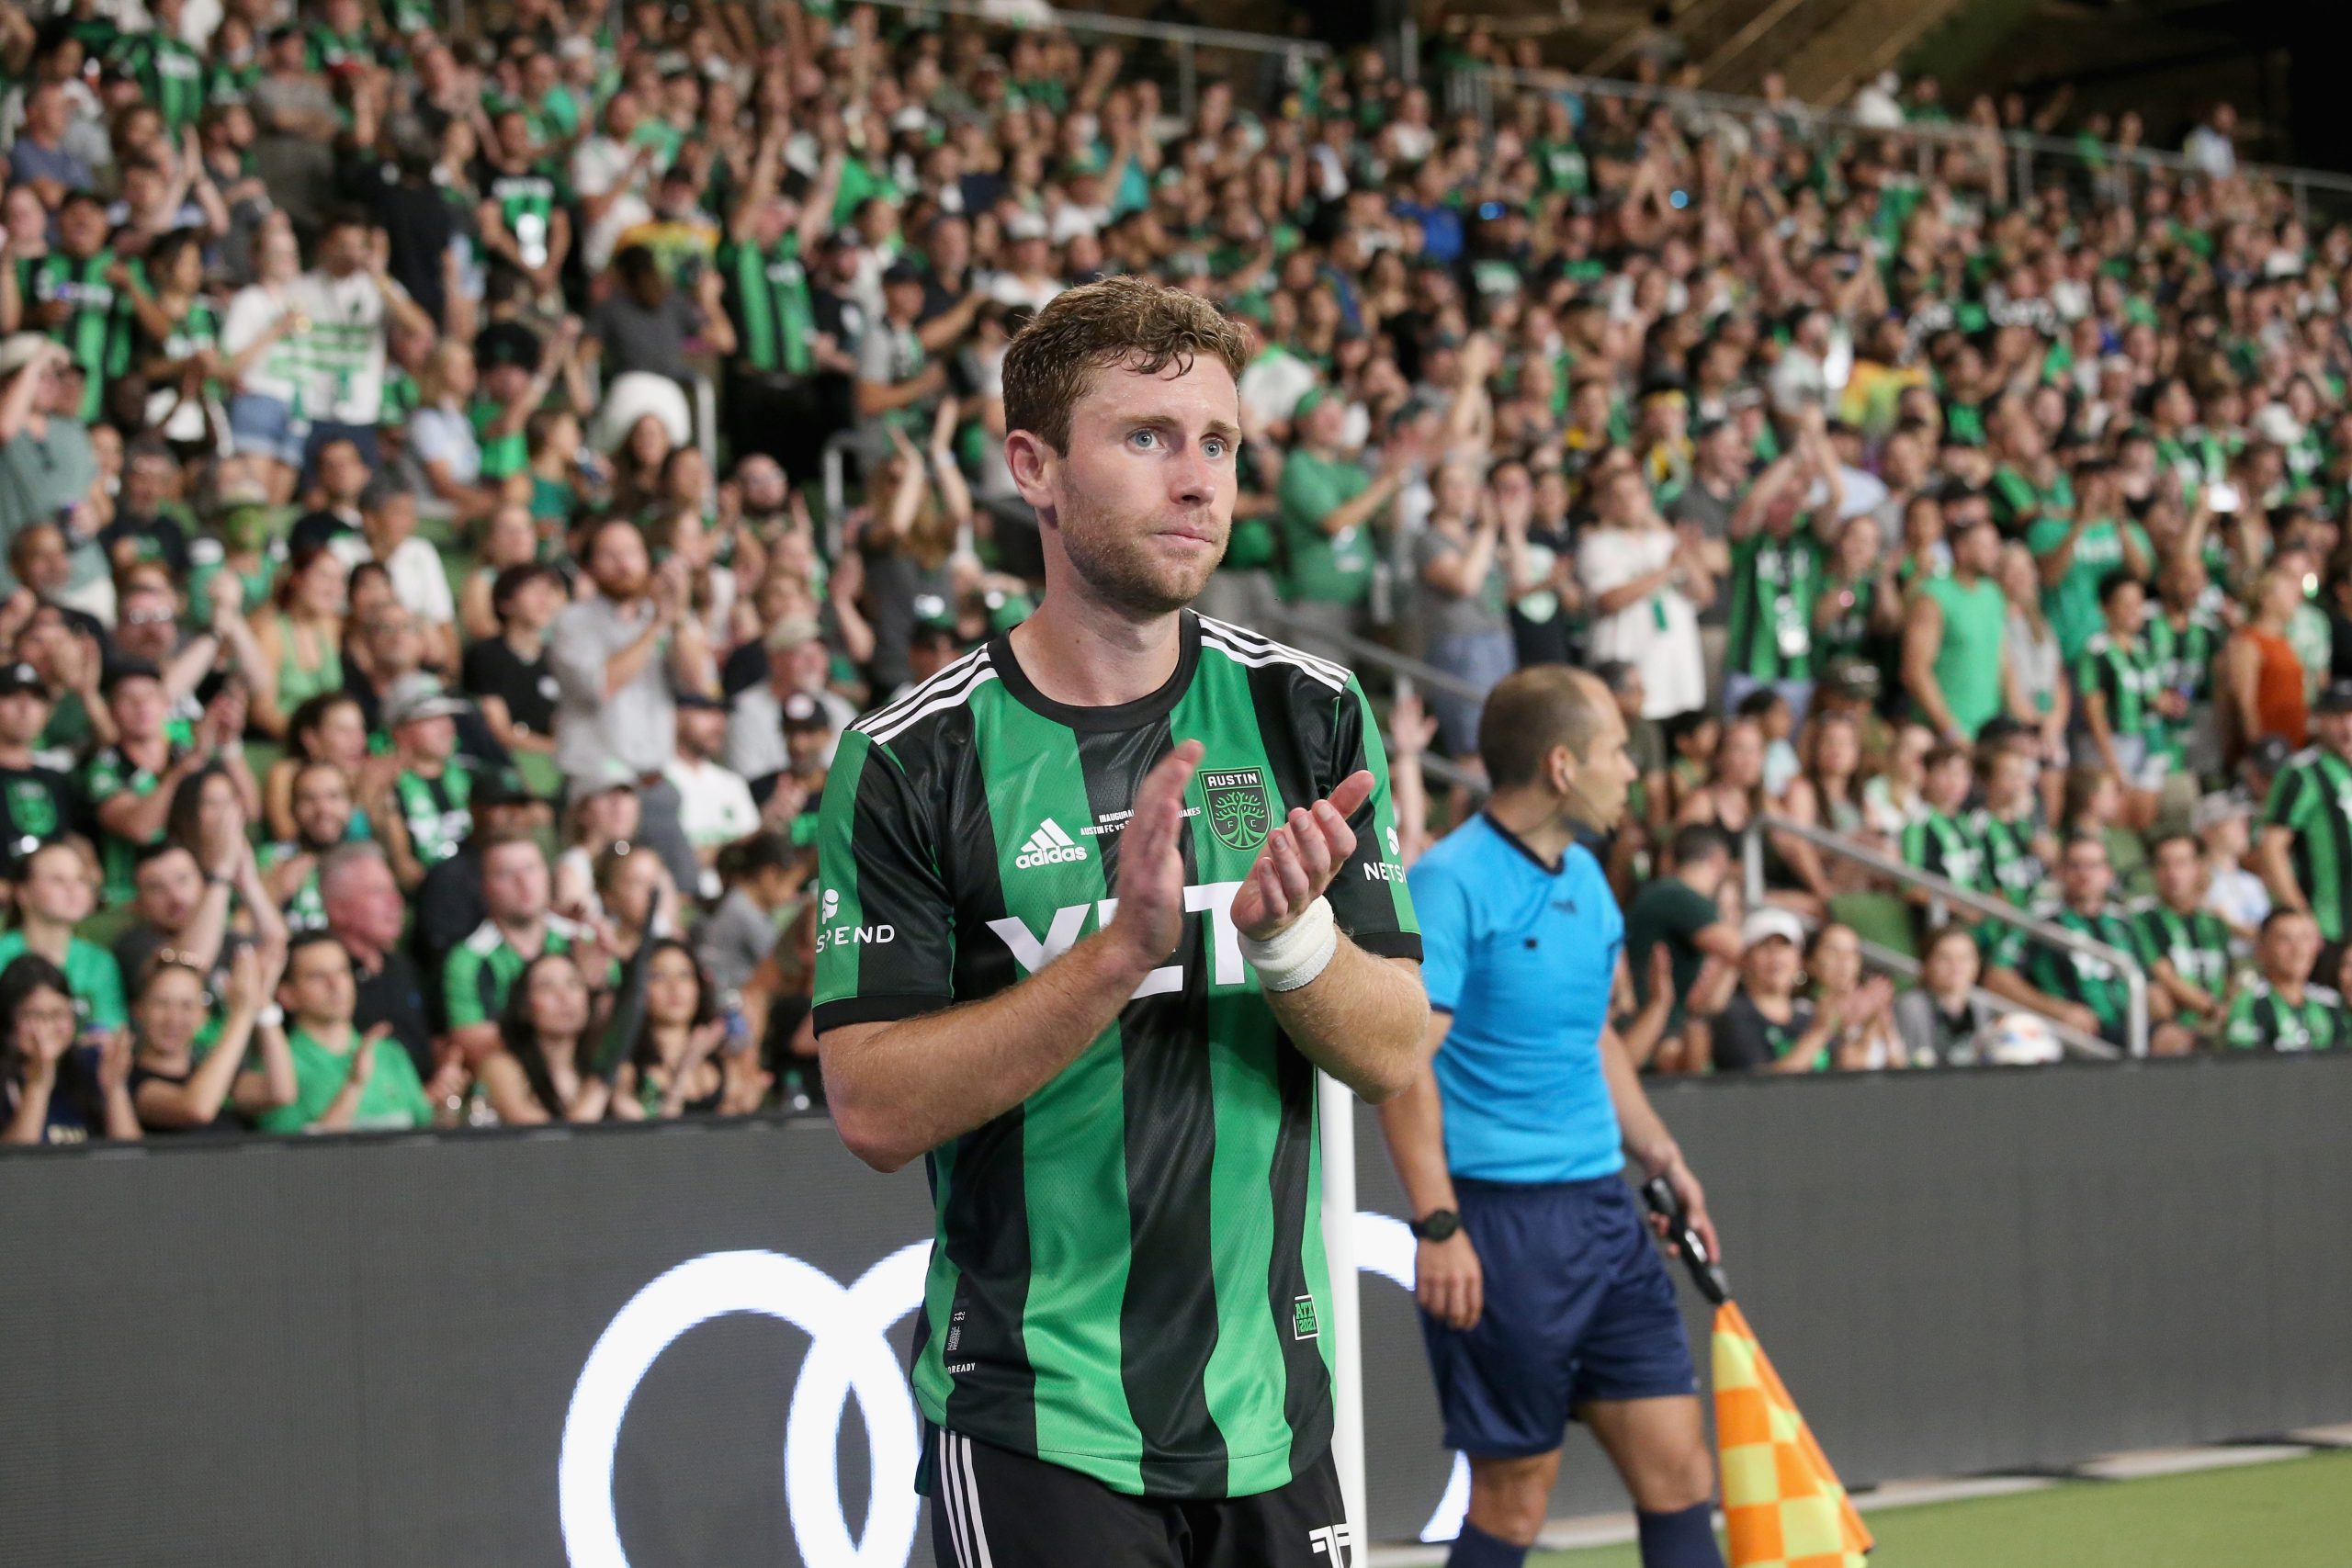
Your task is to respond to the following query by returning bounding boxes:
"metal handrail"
[853,0,1331,61]
[1856,939,2122,1062]
[1747,812,2150,1056]
[849,0,1328,121]
[1444,62,2352,206]
[1248,608,1487,792]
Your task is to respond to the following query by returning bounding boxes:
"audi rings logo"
[558,1217,1466,1567]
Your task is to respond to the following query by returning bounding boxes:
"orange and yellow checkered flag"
[1713,1301,1873,1568]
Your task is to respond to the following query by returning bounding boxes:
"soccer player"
[813,276,1429,1567]
[1377,665,1724,1568]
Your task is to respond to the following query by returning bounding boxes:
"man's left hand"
[1228,771,1374,942]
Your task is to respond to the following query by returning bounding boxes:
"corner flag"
[1713,1301,1872,1568]
[1641,1179,1872,1568]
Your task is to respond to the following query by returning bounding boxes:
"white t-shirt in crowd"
[1578,525,1705,718]
[379,535,456,631]
[666,755,761,874]
[220,283,306,406]
[571,135,653,273]
[286,268,394,425]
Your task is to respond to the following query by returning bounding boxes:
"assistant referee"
[1378,666,1724,1568]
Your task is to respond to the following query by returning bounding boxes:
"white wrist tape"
[1240,897,1339,992]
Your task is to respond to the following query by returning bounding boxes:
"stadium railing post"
[1318,1069,1370,1549]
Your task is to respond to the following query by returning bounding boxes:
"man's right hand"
[1417,1231,1483,1330]
[1103,739,1203,973]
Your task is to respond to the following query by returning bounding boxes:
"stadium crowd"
[4,0,2351,1145]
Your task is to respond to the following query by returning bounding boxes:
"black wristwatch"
[1408,1209,1460,1243]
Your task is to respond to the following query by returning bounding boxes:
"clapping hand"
[424,1037,470,1104]
[1387,691,1438,759]
[345,1025,387,1089]
[1228,771,1374,943]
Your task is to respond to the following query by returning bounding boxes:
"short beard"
[1051,487,1225,619]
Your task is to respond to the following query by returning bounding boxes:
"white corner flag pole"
[1318,1068,1368,1551]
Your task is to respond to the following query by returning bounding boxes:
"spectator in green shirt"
[1276,389,1415,661]
[2026,460,2152,663]
[1624,823,1745,1046]
[254,932,444,1133]
[1904,513,2022,742]
[0,840,127,1033]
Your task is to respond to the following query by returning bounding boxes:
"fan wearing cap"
[2194,791,2269,936]
[725,613,854,784]
[370,673,478,892]
[2258,680,2352,979]
[852,257,944,464]
[1680,908,1832,1073]
[0,662,74,870]
[664,692,758,893]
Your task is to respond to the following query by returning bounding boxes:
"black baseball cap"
[100,656,164,696]
[2316,680,2352,716]
[0,662,48,698]
[475,768,548,809]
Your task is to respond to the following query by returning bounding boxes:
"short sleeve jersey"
[2222,981,2342,1052]
[812,611,1418,1502]
[1410,816,1623,1183]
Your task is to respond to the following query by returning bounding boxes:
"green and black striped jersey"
[2075,630,2171,758]
[106,31,206,132]
[442,916,580,1031]
[1901,807,1984,895]
[1990,900,2147,1034]
[2263,747,2352,943]
[26,252,130,421]
[2145,607,2220,707]
[719,233,817,378]
[2129,897,2234,1002]
[2222,981,2342,1052]
[813,611,1419,1501]
[1724,524,1824,682]
[1966,804,2046,908]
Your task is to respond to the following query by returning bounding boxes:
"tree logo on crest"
[1202,768,1271,852]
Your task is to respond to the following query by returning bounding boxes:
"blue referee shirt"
[1409,812,1625,1183]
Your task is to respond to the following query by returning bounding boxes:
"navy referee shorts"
[1419,1175,1700,1458]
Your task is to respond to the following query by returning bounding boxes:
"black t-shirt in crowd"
[461,635,557,739]
[412,848,487,978]
[0,762,76,866]
[1711,990,1817,1074]
[98,510,192,579]
[353,947,435,1080]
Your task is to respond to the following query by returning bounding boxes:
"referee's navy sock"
[1635,1503,1724,1568]
[1445,1521,1530,1568]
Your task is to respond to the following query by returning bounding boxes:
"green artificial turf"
[1528,1450,2352,1568]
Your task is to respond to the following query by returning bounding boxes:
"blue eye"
[1203,437,1228,460]
[1130,429,1160,449]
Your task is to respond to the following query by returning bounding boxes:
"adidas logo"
[1013,818,1089,870]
